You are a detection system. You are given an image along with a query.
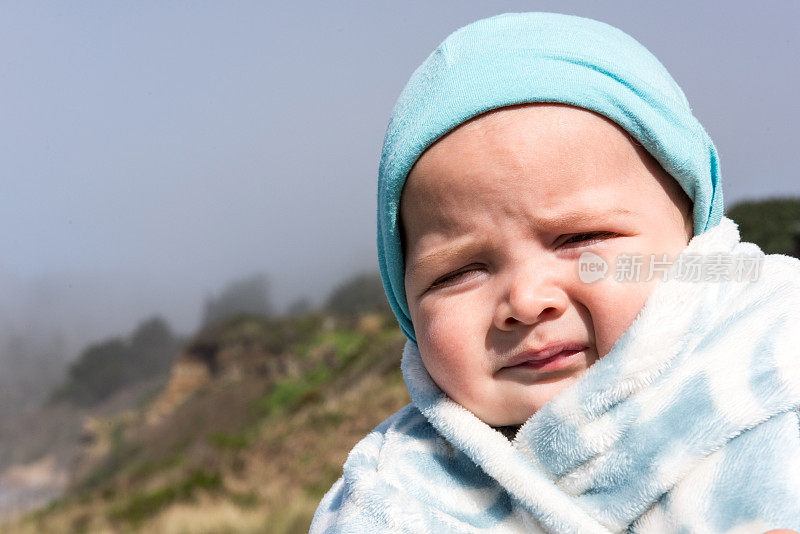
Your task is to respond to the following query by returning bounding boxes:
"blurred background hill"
[0,273,409,533]
[1,1,798,533]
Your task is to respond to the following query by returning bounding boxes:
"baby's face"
[401,103,692,427]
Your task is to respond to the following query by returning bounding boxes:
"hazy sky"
[1,1,798,356]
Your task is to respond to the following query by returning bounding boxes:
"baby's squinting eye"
[429,264,483,289]
[560,231,617,247]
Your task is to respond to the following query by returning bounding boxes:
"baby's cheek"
[416,306,453,350]
[416,313,461,367]
[593,281,653,359]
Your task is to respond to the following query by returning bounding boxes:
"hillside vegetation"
[50,317,182,408]
[2,311,408,534]
[726,197,800,256]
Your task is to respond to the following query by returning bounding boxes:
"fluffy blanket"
[311,217,800,533]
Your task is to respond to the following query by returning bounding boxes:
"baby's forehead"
[411,104,640,176]
[405,104,648,201]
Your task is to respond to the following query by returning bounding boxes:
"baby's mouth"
[502,342,589,372]
[508,349,584,371]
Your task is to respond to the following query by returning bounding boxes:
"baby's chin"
[475,374,589,427]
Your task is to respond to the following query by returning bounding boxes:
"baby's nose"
[493,270,567,330]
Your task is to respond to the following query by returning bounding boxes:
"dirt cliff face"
[145,332,301,426]
[145,353,214,426]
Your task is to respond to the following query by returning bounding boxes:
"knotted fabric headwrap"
[377,12,724,344]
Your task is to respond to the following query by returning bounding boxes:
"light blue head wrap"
[378,12,724,344]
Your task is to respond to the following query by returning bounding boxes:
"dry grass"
[147,495,272,534]
[1,315,411,533]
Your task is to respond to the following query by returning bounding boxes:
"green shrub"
[108,469,222,526]
[50,316,181,407]
[325,273,391,317]
[209,430,251,450]
[251,364,331,417]
[726,197,800,256]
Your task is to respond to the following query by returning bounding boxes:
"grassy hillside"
[2,312,409,534]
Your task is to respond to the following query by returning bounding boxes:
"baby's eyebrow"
[406,239,485,281]
[539,207,635,227]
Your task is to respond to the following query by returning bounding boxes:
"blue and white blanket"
[311,217,800,533]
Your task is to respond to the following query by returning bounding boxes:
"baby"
[312,12,800,533]
[400,103,693,430]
